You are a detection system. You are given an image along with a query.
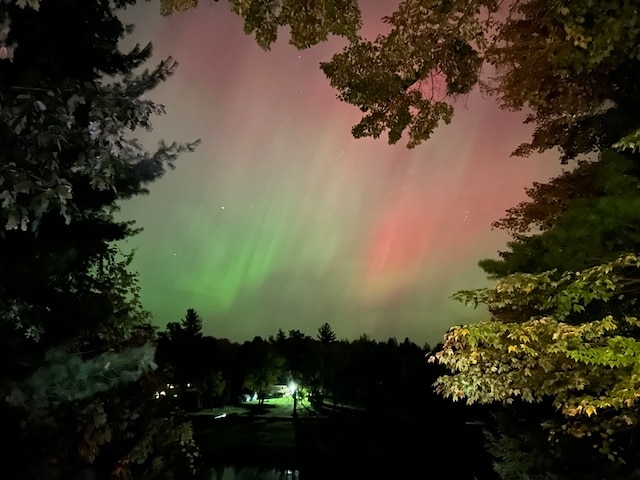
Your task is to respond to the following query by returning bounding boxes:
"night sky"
[119,1,562,345]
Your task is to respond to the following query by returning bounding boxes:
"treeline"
[156,309,442,411]
[5,1,638,479]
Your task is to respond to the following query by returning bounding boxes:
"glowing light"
[288,381,297,395]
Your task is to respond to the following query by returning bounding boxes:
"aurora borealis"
[119,1,562,345]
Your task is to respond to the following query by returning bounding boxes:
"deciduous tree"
[160,0,361,49]
[433,253,640,471]
[434,145,640,475]
[160,0,640,157]
[480,151,640,277]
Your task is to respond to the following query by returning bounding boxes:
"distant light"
[288,382,297,395]
[173,394,178,398]
[159,390,166,396]
[168,384,174,389]
[187,383,191,388]
[214,413,227,420]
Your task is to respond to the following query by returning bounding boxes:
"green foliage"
[614,127,640,154]
[486,0,640,161]
[481,151,640,277]
[163,0,640,156]
[484,419,562,480]
[6,343,158,409]
[70,384,200,479]
[160,0,361,50]
[204,370,226,398]
[159,0,199,16]
[0,0,198,363]
[434,253,640,459]
[0,58,197,232]
[91,246,154,343]
[321,0,492,148]
[230,0,361,50]
[446,143,640,475]
[457,254,640,321]
[0,0,200,477]
[243,338,284,404]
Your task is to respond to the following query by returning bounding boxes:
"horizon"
[119,1,562,346]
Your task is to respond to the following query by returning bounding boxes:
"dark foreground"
[189,402,496,480]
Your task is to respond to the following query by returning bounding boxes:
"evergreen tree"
[181,308,203,338]
[157,309,208,406]
[317,322,337,344]
[0,1,198,477]
[434,126,640,480]
[480,152,640,277]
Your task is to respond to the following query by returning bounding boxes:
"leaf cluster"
[321,0,495,148]
[158,0,640,156]
[481,151,640,277]
[161,0,362,50]
[486,0,640,161]
[435,253,640,457]
[0,1,200,478]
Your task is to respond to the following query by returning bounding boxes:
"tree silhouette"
[242,337,283,405]
[157,308,210,408]
[317,322,337,344]
[161,1,640,158]
[0,1,198,477]
[181,308,203,338]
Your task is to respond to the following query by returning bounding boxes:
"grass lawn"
[191,399,299,468]
[192,396,316,419]
[190,399,495,478]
